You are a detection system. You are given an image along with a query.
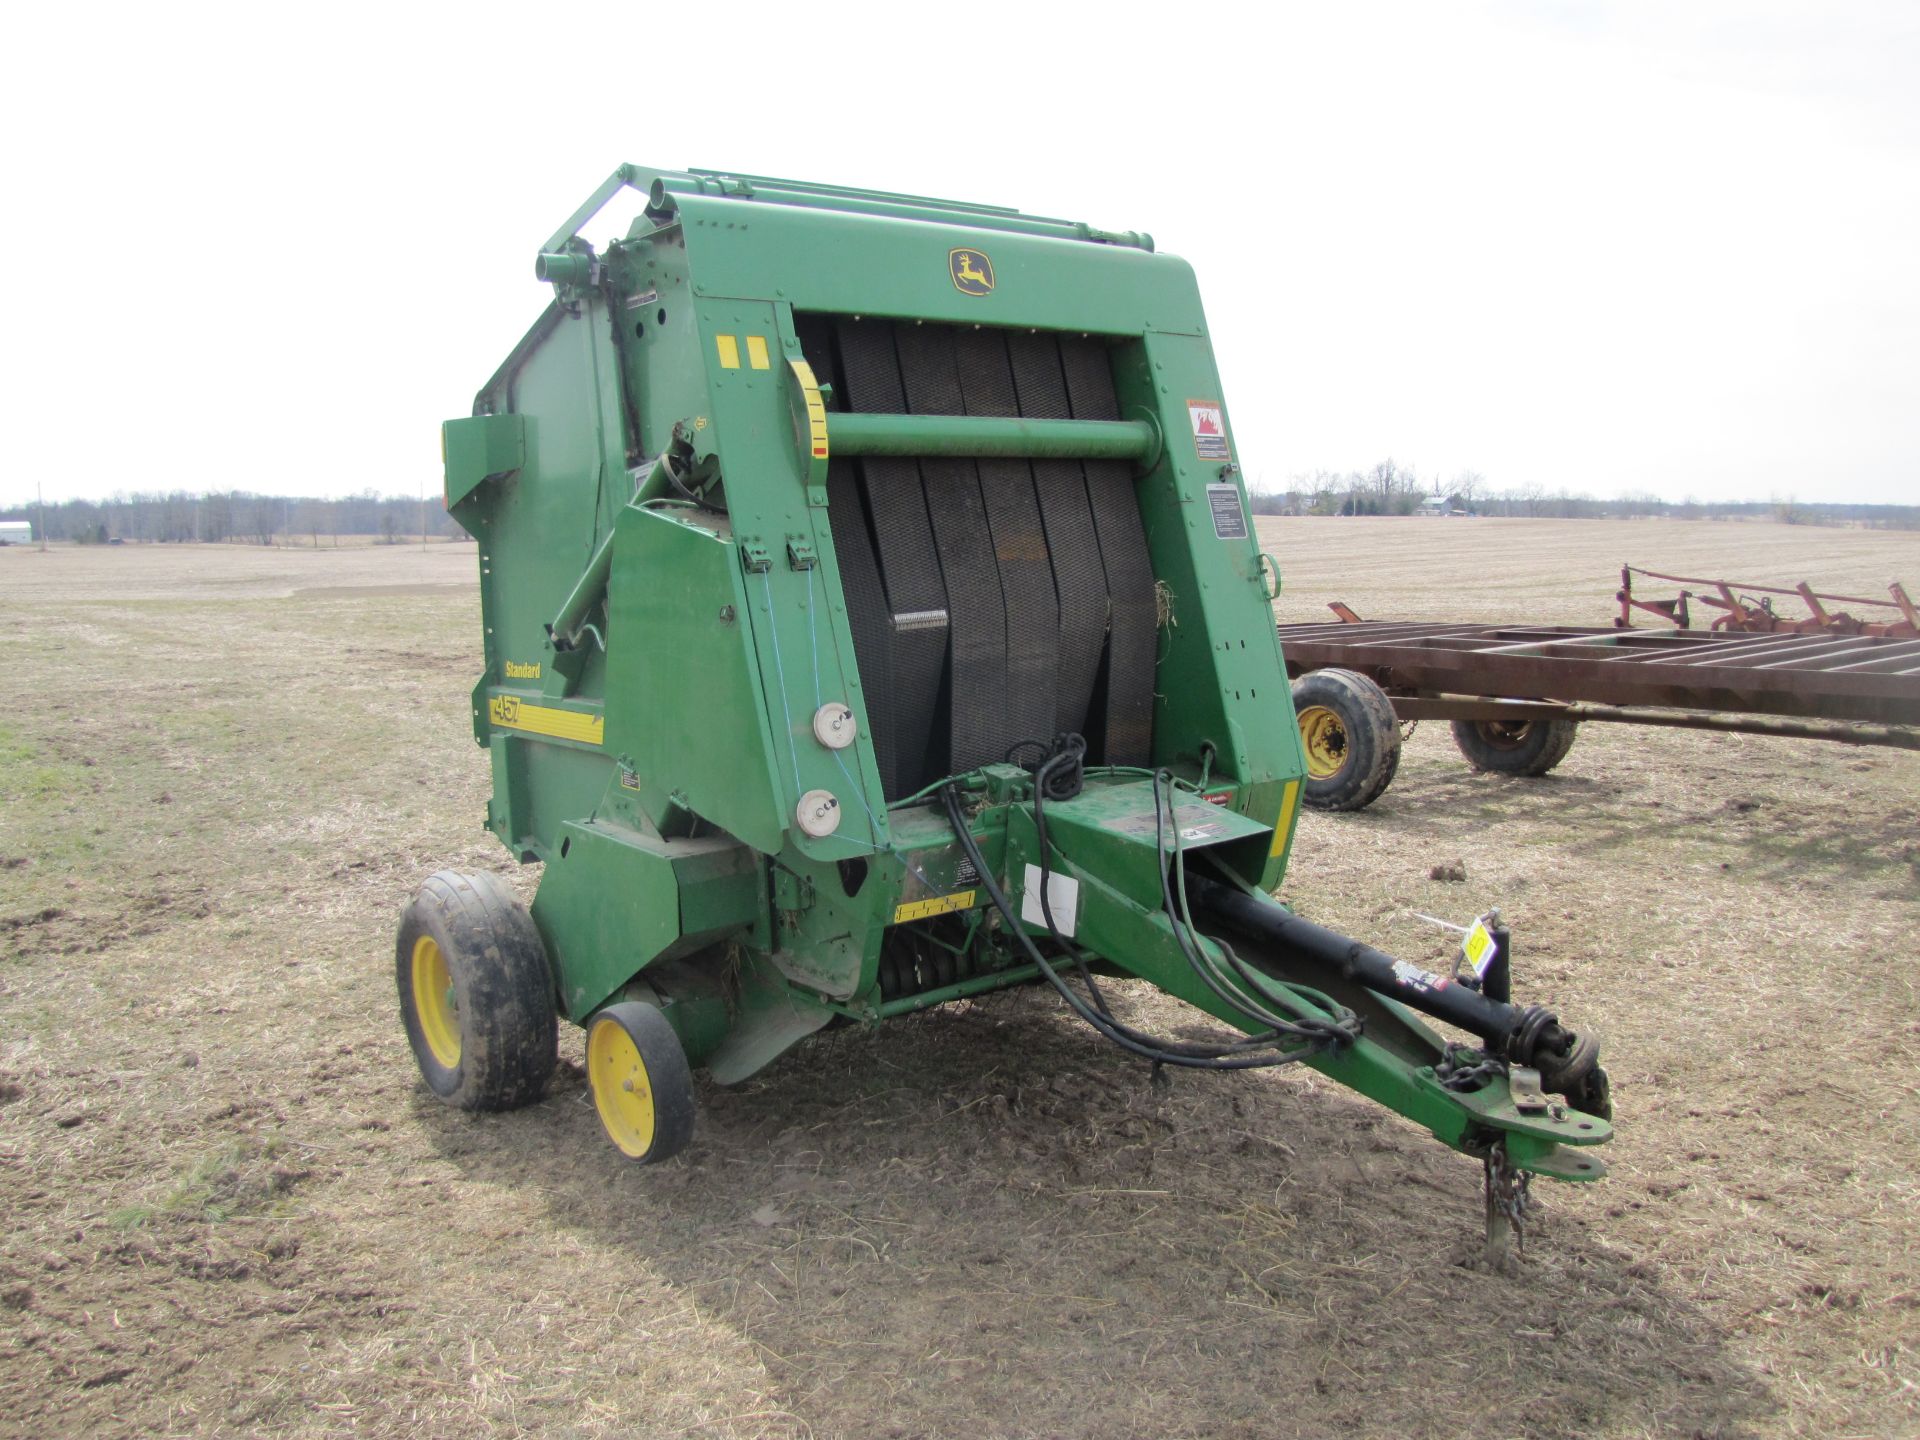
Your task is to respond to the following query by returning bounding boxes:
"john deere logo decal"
[950,248,994,296]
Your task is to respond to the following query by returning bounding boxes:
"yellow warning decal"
[488,694,605,746]
[790,358,830,460]
[715,334,741,369]
[1463,918,1498,976]
[893,890,977,924]
[1268,779,1301,858]
[745,335,771,370]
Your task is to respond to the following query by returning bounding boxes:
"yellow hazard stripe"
[789,358,830,460]
[893,889,976,924]
[488,695,604,746]
[1268,779,1301,858]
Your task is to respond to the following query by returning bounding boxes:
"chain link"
[1435,1041,1506,1093]
[1485,1143,1535,1252]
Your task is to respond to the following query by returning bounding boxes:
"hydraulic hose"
[940,785,1338,1070]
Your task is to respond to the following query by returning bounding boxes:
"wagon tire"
[396,870,558,1111]
[1291,668,1402,812]
[1450,716,1579,776]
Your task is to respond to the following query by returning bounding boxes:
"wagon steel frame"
[1276,618,1920,749]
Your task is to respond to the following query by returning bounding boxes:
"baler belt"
[1006,332,1107,742]
[893,323,1011,775]
[953,329,1058,758]
[1060,337,1156,765]
[831,319,949,795]
[803,316,1155,796]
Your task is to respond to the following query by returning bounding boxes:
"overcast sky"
[4,2,1915,507]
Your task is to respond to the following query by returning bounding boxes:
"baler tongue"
[974,764,1610,1260]
[405,164,1613,1260]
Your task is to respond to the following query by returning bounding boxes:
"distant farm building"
[0,520,33,545]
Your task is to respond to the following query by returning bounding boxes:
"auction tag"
[1462,918,1499,980]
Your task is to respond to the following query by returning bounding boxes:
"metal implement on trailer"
[1617,565,1918,638]
[1277,614,1920,811]
[397,165,1612,1258]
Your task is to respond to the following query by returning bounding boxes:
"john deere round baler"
[400,166,1611,1248]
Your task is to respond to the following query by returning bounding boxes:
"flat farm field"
[1,518,1916,1439]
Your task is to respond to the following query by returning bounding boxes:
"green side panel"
[1110,330,1307,884]
[442,413,525,510]
[601,504,786,854]
[530,819,762,1021]
[486,734,612,861]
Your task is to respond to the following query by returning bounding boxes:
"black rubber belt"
[893,322,1010,776]
[953,328,1058,759]
[795,317,900,795]
[1060,336,1155,766]
[1006,331,1107,741]
[832,319,949,797]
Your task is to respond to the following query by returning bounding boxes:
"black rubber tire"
[585,1001,696,1165]
[1291,668,1402,812]
[396,871,558,1111]
[1449,717,1579,776]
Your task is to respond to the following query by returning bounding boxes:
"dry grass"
[0,522,1916,1438]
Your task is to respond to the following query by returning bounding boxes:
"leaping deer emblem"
[951,250,994,294]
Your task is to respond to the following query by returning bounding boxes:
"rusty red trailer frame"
[1276,620,1920,743]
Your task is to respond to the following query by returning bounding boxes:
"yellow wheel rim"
[1297,705,1350,780]
[588,1017,656,1159]
[410,935,461,1069]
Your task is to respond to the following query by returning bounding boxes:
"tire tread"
[396,870,558,1112]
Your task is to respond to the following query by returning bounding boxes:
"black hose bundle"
[941,756,1359,1072]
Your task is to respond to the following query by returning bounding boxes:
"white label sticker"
[1020,863,1080,938]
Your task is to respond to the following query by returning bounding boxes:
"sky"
[3,1,1915,508]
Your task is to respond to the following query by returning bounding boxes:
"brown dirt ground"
[1,520,1915,1440]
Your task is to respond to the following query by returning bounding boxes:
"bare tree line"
[0,490,464,546]
[5,476,1913,543]
[1248,461,1916,527]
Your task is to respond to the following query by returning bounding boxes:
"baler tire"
[1449,716,1578,776]
[396,871,558,1112]
[585,1001,696,1165]
[1291,668,1402,812]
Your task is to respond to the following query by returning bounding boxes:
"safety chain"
[1485,1142,1534,1252]
[1435,1041,1506,1093]
[1400,718,1420,742]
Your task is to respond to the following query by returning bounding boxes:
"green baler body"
[441,167,1610,1179]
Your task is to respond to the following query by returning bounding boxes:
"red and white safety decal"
[1188,399,1230,460]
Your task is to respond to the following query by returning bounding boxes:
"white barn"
[0,521,33,545]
